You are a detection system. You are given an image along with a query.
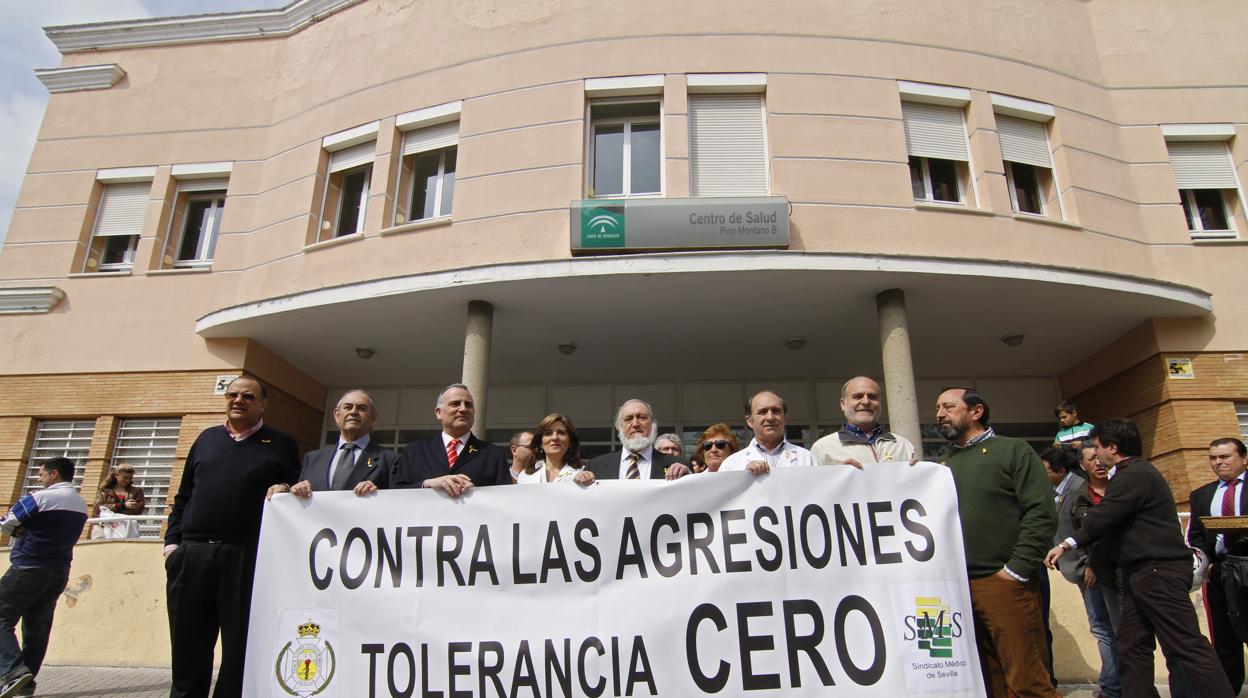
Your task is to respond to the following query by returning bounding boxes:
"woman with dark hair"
[515,413,595,486]
[94,463,145,517]
[696,423,741,473]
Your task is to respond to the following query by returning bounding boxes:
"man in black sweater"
[164,375,300,698]
[1045,418,1231,697]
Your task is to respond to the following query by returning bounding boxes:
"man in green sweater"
[936,387,1058,698]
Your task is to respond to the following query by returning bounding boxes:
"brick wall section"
[0,418,35,509]
[0,371,325,525]
[1069,352,1248,505]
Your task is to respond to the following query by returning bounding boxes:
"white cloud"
[0,0,153,249]
[0,0,284,249]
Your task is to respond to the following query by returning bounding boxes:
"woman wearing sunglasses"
[695,423,740,473]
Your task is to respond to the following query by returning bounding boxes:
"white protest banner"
[244,462,984,697]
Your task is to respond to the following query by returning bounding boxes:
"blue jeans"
[0,565,69,678]
[1082,584,1122,698]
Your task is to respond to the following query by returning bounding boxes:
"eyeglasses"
[701,440,730,451]
[225,392,259,402]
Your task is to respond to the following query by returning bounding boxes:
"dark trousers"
[0,565,69,678]
[166,540,257,698]
[1117,562,1233,698]
[1204,566,1248,694]
[1037,570,1057,687]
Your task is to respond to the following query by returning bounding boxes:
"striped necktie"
[625,452,640,480]
[447,438,459,469]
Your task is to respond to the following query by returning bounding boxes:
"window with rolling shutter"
[319,140,375,240]
[87,182,150,271]
[902,103,968,162]
[996,116,1052,169]
[689,94,768,197]
[1166,141,1240,238]
[995,114,1054,216]
[395,121,460,223]
[93,182,150,237]
[1167,142,1237,190]
[168,178,228,267]
[587,100,661,198]
[902,102,969,204]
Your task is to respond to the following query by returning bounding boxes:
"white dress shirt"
[1211,472,1246,555]
[515,461,579,485]
[442,432,468,461]
[719,438,816,471]
[326,433,371,484]
[617,445,656,480]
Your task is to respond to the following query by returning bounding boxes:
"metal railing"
[84,514,168,541]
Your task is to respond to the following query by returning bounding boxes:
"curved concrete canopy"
[197,252,1211,387]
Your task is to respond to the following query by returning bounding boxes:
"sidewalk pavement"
[28,666,186,697]
[22,668,1199,698]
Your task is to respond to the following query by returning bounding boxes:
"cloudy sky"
[0,0,285,249]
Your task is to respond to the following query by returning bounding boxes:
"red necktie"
[1222,479,1238,517]
[447,438,459,469]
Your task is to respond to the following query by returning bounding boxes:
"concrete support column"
[876,289,922,449]
[462,300,494,440]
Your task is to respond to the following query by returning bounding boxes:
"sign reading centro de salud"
[570,197,790,253]
[245,465,983,698]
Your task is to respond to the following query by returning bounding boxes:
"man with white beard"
[587,399,690,480]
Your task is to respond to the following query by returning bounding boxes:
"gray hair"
[656,433,681,449]
[840,376,881,399]
[435,383,471,408]
[336,388,377,414]
[614,398,655,432]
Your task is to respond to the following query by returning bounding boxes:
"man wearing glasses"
[164,375,300,698]
[508,430,537,481]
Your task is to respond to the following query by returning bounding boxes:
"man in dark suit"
[1188,437,1248,694]
[587,399,688,481]
[1046,418,1233,698]
[392,383,511,496]
[266,389,398,500]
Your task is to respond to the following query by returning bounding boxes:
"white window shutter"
[93,182,150,237]
[402,121,459,156]
[176,178,229,193]
[996,115,1052,169]
[689,94,768,197]
[901,103,969,161]
[1167,142,1237,189]
[328,141,376,173]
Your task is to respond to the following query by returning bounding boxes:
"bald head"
[840,376,882,430]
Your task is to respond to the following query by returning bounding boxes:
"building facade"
[2,0,1246,525]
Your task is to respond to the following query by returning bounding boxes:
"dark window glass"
[593,124,624,196]
[177,198,223,261]
[1187,189,1230,231]
[335,169,367,236]
[630,123,661,194]
[101,235,136,266]
[398,429,440,445]
[1009,162,1042,214]
[927,158,960,203]
[410,152,438,220]
[576,427,615,443]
